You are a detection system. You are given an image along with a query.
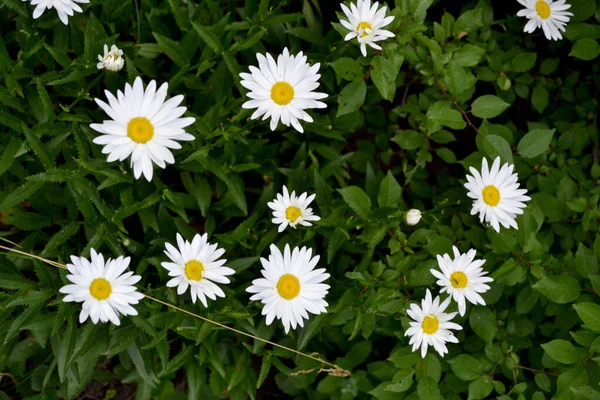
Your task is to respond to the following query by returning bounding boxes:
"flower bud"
[405,209,422,226]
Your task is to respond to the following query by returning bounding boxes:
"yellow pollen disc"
[482,185,501,206]
[184,260,204,281]
[90,278,112,300]
[422,315,439,335]
[270,82,294,105]
[450,271,468,289]
[536,0,551,19]
[356,21,373,38]
[277,274,301,300]
[127,117,154,144]
[285,206,302,222]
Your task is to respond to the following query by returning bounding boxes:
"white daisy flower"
[239,47,327,133]
[90,76,195,181]
[405,209,422,226]
[405,289,462,358]
[161,233,235,307]
[267,186,321,233]
[464,157,531,233]
[22,0,89,25]
[430,246,494,317]
[517,0,573,41]
[97,44,125,72]
[339,0,395,57]
[58,249,143,325]
[246,244,330,333]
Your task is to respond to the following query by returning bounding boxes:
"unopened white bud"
[97,44,125,72]
[405,209,421,226]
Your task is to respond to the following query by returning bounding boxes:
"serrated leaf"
[337,186,372,220]
[0,273,37,290]
[41,222,79,256]
[191,21,223,53]
[0,181,44,211]
[6,290,53,307]
[153,33,191,67]
[23,124,54,170]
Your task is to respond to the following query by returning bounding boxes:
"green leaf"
[469,307,497,344]
[337,79,367,117]
[229,30,265,53]
[532,275,581,304]
[6,290,52,307]
[452,44,485,67]
[0,181,44,211]
[570,39,600,61]
[541,339,579,364]
[257,353,271,389]
[482,135,513,164]
[391,130,423,150]
[23,124,54,170]
[468,376,494,400]
[427,101,466,133]
[41,222,79,256]
[378,171,402,208]
[0,137,22,177]
[329,57,363,82]
[448,354,483,381]
[153,33,191,67]
[517,129,555,158]
[371,56,398,100]
[337,186,372,220]
[0,273,37,290]
[56,317,76,383]
[471,95,510,119]
[573,303,600,332]
[531,84,549,113]
[191,21,223,53]
[511,52,537,72]
[128,343,159,387]
[417,376,442,400]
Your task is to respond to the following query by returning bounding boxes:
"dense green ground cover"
[1,0,600,399]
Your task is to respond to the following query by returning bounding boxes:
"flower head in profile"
[405,289,462,358]
[22,0,89,25]
[339,0,395,57]
[97,44,124,72]
[464,157,531,232]
[239,48,327,133]
[430,246,494,316]
[59,249,143,325]
[246,244,330,333]
[268,186,321,232]
[90,77,195,181]
[161,233,235,307]
[517,0,573,40]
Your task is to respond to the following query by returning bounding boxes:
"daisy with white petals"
[59,249,143,325]
[246,244,330,333]
[161,233,235,307]
[22,0,89,25]
[268,186,321,233]
[339,0,395,57]
[464,157,531,233]
[430,246,494,316]
[405,289,462,358]
[517,0,573,41]
[97,44,125,72]
[90,77,195,181]
[239,48,327,133]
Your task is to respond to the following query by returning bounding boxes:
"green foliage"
[1,0,600,399]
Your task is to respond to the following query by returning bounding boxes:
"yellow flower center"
[184,260,204,281]
[422,315,439,334]
[450,271,468,289]
[270,82,294,105]
[90,278,112,300]
[285,206,302,222]
[482,185,500,206]
[276,274,301,300]
[127,117,154,144]
[536,0,551,19]
[356,21,373,38]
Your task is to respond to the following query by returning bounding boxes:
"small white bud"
[405,209,422,226]
[97,44,125,72]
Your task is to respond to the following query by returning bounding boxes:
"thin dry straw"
[0,244,350,377]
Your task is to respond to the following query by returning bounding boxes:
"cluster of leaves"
[1,0,600,399]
